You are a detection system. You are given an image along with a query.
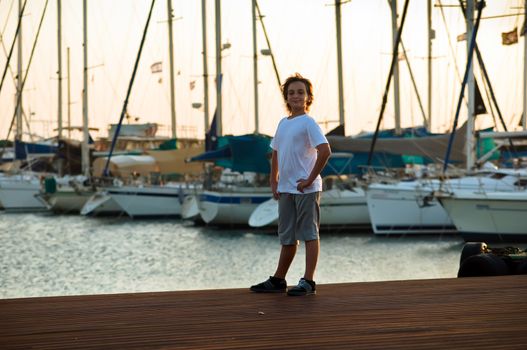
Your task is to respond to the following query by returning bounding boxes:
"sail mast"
[523,0,527,130]
[82,0,90,177]
[16,0,23,140]
[201,0,210,134]
[215,0,222,136]
[166,0,177,139]
[466,0,475,170]
[255,1,281,89]
[252,0,259,134]
[427,0,432,131]
[391,0,401,135]
[67,47,71,139]
[57,0,63,139]
[335,0,345,129]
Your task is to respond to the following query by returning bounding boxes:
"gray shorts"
[278,192,321,245]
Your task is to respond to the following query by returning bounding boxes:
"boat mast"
[82,0,90,177]
[166,0,177,139]
[335,0,345,129]
[523,0,527,130]
[427,0,432,131]
[16,0,23,140]
[252,0,259,134]
[391,0,401,135]
[255,1,281,89]
[466,0,475,170]
[57,0,63,139]
[201,0,210,134]
[214,0,222,136]
[67,47,71,139]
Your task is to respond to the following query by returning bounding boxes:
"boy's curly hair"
[281,73,314,113]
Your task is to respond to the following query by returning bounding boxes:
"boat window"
[490,173,507,180]
[514,179,527,188]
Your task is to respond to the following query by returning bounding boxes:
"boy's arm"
[296,143,332,193]
[270,150,279,199]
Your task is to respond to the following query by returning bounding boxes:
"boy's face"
[287,81,308,112]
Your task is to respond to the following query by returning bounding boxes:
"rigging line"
[443,0,485,173]
[0,0,27,98]
[2,0,49,158]
[481,65,498,128]
[437,0,475,128]
[0,0,15,37]
[103,0,157,177]
[0,33,31,131]
[1,31,21,89]
[255,0,281,89]
[94,1,125,104]
[437,1,465,85]
[399,39,428,127]
[480,13,525,20]
[3,0,49,142]
[515,0,521,27]
[458,0,517,158]
[366,0,411,167]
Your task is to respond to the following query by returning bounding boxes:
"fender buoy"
[460,242,487,265]
[515,260,527,275]
[458,253,509,277]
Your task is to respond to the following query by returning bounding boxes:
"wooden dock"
[1,275,526,349]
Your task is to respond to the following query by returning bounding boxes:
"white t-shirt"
[270,114,328,194]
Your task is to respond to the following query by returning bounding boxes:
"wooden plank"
[1,276,526,349]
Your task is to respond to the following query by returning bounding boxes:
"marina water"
[1,212,463,299]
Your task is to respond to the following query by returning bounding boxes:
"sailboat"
[428,0,527,242]
[360,0,526,235]
[432,1,527,243]
[0,173,46,211]
[436,185,527,243]
[0,2,60,212]
[248,173,370,229]
[80,1,207,218]
[35,0,95,214]
[184,133,273,225]
[82,147,203,218]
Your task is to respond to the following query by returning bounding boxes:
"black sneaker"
[287,278,316,296]
[250,276,287,293]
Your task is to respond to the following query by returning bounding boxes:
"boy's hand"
[271,181,280,199]
[296,178,312,193]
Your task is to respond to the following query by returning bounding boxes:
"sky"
[0,0,525,141]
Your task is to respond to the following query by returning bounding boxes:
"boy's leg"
[295,192,321,282]
[304,239,319,281]
[274,193,297,279]
[274,244,297,279]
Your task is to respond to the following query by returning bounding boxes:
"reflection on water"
[0,212,463,299]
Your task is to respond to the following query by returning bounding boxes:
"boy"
[250,73,331,296]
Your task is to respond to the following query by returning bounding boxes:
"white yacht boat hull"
[366,170,525,235]
[108,185,185,218]
[438,191,527,243]
[181,194,200,220]
[366,181,455,235]
[199,190,272,225]
[38,190,94,214]
[0,177,47,211]
[248,188,370,228]
[80,191,124,216]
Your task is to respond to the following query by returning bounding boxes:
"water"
[0,212,464,299]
